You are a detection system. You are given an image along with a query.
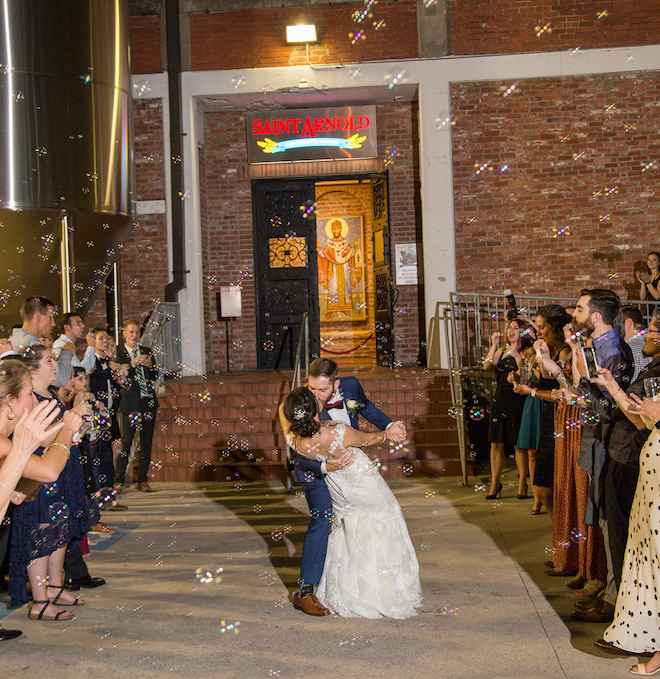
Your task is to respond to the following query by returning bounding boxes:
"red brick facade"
[448,0,660,55]
[84,98,169,330]
[199,102,422,371]
[452,71,660,300]
[188,1,418,71]
[130,14,162,74]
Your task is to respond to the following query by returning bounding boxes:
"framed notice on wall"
[395,244,418,286]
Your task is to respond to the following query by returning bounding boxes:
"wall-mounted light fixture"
[285,24,317,44]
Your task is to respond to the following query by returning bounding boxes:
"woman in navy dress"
[8,346,89,621]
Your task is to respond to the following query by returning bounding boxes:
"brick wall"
[449,0,660,55]
[199,101,422,371]
[189,0,418,71]
[452,71,660,300]
[130,14,162,74]
[376,102,424,365]
[200,112,257,372]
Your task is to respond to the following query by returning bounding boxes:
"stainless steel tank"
[0,0,134,326]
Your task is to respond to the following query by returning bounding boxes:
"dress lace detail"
[315,423,422,619]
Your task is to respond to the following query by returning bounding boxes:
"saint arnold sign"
[246,105,377,164]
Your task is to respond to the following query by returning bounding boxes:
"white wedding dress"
[290,423,422,619]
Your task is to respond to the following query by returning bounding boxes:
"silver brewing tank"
[0,0,134,325]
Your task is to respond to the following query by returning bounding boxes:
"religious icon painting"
[317,215,366,321]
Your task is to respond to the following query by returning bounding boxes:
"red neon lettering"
[325,118,336,131]
[338,117,349,130]
[301,117,316,137]
[313,118,325,132]
[358,116,370,129]
[252,119,263,135]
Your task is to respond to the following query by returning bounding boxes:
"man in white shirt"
[10,296,73,387]
[53,313,97,372]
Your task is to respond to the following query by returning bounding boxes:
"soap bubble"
[97,487,115,508]
[581,411,600,426]
[570,527,586,543]
[133,80,151,97]
[253,504,262,513]
[195,566,224,584]
[421,542,430,550]
[469,406,485,421]
[447,406,460,419]
[403,464,413,475]
[49,502,69,524]
[299,200,316,219]
[435,114,455,130]
[384,68,407,89]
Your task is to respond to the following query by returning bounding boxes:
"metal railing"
[140,302,182,390]
[283,312,310,490]
[445,292,658,487]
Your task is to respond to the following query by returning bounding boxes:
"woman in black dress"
[637,251,660,319]
[484,318,534,499]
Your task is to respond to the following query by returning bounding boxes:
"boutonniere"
[344,398,363,417]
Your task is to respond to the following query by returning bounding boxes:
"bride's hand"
[326,449,355,472]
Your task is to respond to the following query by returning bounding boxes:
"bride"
[283,387,422,619]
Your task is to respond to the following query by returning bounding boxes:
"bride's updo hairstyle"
[283,387,320,439]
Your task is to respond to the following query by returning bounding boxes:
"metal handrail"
[444,291,659,487]
[284,312,309,490]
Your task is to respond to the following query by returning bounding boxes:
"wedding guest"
[484,318,534,499]
[52,313,96,372]
[620,306,652,381]
[8,346,90,619]
[590,315,660,592]
[636,251,660,305]
[569,289,634,623]
[10,297,74,387]
[514,354,542,512]
[0,380,64,643]
[601,394,660,672]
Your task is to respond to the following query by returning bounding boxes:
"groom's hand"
[387,421,407,443]
[326,450,355,472]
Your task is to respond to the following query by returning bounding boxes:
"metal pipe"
[163,0,186,302]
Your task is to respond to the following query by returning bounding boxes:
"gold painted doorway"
[315,177,391,371]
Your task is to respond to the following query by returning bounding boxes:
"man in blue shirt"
[569,289,634,623]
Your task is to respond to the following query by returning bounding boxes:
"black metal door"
[371,173,395,368]
[253,179,320,370]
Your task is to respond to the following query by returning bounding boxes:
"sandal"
[630,663,660,676]
[47,585,84,606]
[544,560,555,569]
[28,599,75,621]
[531,508,542,515]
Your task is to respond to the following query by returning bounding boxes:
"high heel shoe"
[486,482,502,500]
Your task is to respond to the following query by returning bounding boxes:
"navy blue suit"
[295,376,392,587]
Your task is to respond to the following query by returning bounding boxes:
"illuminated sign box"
[246,105,377,164]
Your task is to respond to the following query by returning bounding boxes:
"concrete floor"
[0,469,640,679]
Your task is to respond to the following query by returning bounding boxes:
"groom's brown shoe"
[292,591,330,616]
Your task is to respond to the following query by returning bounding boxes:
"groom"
[282,358,406,615]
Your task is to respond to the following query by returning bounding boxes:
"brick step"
[153,457,463,482]
[146,368,461,482]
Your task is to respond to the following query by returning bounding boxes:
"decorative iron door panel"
[371,173,395,368]
[253,179,320,370]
